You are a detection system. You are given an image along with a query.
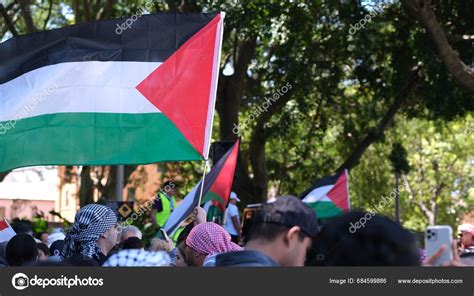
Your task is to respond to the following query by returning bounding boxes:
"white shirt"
[224,203,240,236]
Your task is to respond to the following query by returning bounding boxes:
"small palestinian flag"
[200,139,240,214]
[0,219,16,242]
[0,12,224,172]
[300,169,350,219]
[164,139,239,234]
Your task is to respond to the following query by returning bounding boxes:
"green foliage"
[1,0,472,230]
[350,115,474,231]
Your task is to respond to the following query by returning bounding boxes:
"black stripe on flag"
[0,12,217,84]
[299,173,340,199]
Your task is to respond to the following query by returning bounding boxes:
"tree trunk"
[0,3,18,36]
[248,85,295,200]
[216,38,257,203]
[18,0,37,33]
[100,165,137,200]
[216,38,257,140]
[79,166,94,207]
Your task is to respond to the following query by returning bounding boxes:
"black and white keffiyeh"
[103,249,171,267]
[61,204,117,260]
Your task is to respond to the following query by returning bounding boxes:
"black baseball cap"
[253,195,318,237]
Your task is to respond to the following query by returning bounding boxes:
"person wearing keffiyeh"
[61,204,118,265]
[103,249,171,267]
[185,222,242,266]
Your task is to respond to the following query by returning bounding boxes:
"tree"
[401,0,474,94]
[1,0,472,231]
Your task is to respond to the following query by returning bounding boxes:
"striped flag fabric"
[164,140,239,235]
[200,140,240,213]
[0,12,224,172]
[0,219,16,242]
[299,169,350,219]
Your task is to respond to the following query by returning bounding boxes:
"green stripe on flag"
[201,191,225,205]
[305,201,343,219]
[0,112,201,171]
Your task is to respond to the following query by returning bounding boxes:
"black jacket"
[215,250,279,267]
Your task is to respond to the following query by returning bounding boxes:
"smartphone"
[156,229,170,241]
[425,225,453,266]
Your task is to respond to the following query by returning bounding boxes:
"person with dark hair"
[216,196,318,267]
[150,181,178,229]
[36,243,50,261]
[174,240,188,267]
[307,211,420,266]
[48,240,64,262]
[61,204,118,265]
[36,231,49,245]
[177,223,194,245]
[64,254,100,266]
[122,237,145,250]
[6,234,39,266]
[11,221,34,236]
[171,223,194,267]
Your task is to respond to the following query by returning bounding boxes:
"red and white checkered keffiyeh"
[186,222,242,256]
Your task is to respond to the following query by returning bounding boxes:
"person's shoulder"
[229,203,239,211]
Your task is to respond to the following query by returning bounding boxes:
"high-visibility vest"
[172,226,185,243]
[155,192,175,227]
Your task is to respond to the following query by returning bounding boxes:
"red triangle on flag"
[0,220,9,231]
[136,14,222,157]
[208,139,240,211]
[326,170,350,211]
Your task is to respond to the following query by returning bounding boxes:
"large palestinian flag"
[299,169,350,219]
[164,139,239,234]
[0,12,224,172]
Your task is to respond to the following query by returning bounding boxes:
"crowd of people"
[0,194,473,267]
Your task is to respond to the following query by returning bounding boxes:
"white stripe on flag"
[302,185,334,203]
[0,219,16,242]
[164,180,202,235]
[0,61,163,122]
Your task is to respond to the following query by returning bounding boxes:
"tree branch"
[0,3,18,35]
[336,67,422,173]
[18,0,37,33]
[249,84,296,199]
[72,0,81,23]
[286,98,325,171]
[43,0,53,30]
[97,0,114,20]
[83,0,91,22]
[402,0,474,94]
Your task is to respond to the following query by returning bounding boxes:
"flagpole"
[197,13,224,207]
[197,159,209,207]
